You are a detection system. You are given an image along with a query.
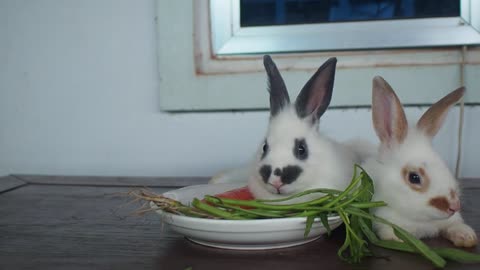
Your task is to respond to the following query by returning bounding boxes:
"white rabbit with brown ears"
[363,76,478,247]
[247,55,360,202]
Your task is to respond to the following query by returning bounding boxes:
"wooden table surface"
[1,175,480,270]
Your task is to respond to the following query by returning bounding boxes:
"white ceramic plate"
[153,183,343,250]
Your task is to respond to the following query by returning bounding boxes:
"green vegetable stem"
[146,165,480,268]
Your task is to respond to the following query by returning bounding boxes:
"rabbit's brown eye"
[408,172,421,185]
[402,166,430,192]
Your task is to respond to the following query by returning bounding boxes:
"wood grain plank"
[0,185,172,270]
[460,178,480,189]
[0,184,479,270]
[0,175,26,193]
[13,174,210,187]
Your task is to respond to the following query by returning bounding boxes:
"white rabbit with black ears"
[247,55,360,202]
[363,76,478,247]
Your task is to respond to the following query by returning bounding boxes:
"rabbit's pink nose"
[449,199,461,213]
[270,178,283,189]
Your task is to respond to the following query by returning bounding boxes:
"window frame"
[157,0,480,112]
[211,0,480,55]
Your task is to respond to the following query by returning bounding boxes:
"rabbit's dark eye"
[262,142,269,153]
[298,145,306,155]
[408,172,421,185]
[294,138,308,160]
[261,141,269,159]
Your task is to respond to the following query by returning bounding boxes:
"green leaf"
[359,217,480,265]
[191,198,246,220]
[336,210,351,261]
[304,215,315,238]
[345,207,446,268]
[212,203,285,218]
[358,217,378,243]
[319,213,331,235]
[257,189,340,203]
[349,201,387,209]
[433,248,480,264]
[393,226,446,268]
[324,168,363,208]
[356,165,375,203]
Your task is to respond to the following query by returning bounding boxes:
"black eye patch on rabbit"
[259,164,303,185]
[294,138,308,160]
[262,138,309,161]
[258,137,308,185]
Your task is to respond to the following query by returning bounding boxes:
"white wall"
[0,0,479,178]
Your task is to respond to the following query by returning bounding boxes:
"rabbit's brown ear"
[295,57,337,124]
[371,76,408,146]
[417,87,465,138]
[263,55,290,117]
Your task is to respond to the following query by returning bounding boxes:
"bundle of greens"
[131,165,480,268]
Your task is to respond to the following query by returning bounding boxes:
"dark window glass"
[240,0,460,27]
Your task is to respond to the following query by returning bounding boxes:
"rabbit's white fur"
[363,76,477,247]
[248,107,358,201]
[344,138,377,164]
[247,55,361,202]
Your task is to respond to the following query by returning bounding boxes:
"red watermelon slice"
[214,186,255,201]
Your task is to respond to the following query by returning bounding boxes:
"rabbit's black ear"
[264,55,290,117]
[295,58,337,123]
